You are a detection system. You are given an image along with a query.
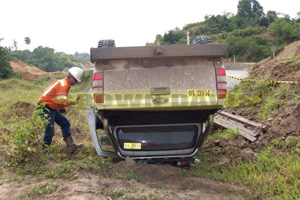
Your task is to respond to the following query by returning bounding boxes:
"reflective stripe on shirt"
[43,81,59,97]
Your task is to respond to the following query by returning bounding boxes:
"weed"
[20,182,59,199]
[271,139,285,149]
[253,81,273,98]
[285,137,300,149]
[210,147,300,199]
[258,96,283,120]
[33,76,51,85]
[225,92,262,108]
[209,128,239,141]
[8,107,48,166]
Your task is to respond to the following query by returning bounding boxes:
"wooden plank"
[214,116,257,142]
[215,115,259,137]
[219,111,262,128]
[214,115,257,142]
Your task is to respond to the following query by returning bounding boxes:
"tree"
[0,46,14,79]
[13,40,18,50]
[251,0,264,18]
[237,0,264,27]
[24,37,31,50]
[268,18,300,43]
[237,0,252,17]
[237,0,263,17]
[0,38,4,43]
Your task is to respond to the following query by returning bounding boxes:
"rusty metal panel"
[90,44,227,62]
[104,62,216,91]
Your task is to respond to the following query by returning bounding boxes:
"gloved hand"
[69,96,80,105]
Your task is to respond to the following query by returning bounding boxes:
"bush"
[9,107,48,166]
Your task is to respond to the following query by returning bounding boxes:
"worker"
[38,67,84,153]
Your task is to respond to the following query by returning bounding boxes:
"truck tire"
[98,40,116,48]
[192,36,212,44]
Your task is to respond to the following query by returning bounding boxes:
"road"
[226,70,249,90]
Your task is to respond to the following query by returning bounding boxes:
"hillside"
[227,39,300,146]
[149,1,300,63]
[10,60,66,81]
[277,40,300,58]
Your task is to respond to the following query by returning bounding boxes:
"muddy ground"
[0,157,249,200]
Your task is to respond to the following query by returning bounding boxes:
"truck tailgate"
[100,58,219,110]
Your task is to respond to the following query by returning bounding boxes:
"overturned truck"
[86,38,227,164]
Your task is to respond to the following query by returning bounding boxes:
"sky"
[0,0,299,55]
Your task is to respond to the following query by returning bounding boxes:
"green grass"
[193,128,300,199]
[1,77,300,200]
[209,128,240,140]
[218,148,300,199]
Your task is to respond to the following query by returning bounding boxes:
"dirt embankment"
[10,60,65,81]
[277,40,300,59]
[219,40,300,163]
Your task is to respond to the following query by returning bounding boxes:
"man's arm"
[51,96,80,106]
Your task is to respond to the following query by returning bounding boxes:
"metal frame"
[90,44,227,62]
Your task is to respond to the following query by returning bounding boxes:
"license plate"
[124,143,141,150]
[187,89,211,97]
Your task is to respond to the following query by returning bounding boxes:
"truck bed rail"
[90,44,227,62]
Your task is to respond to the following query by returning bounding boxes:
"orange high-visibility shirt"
[38,77,71,110]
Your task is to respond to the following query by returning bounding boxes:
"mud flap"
[86,108,117,157]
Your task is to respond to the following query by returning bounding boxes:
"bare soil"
[10,60,65,81]
[0,160,249,200]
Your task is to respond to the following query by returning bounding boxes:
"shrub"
[9,107,48,165]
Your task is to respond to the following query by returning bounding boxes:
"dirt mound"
[251,58,300,82]
[0,168,249,200]
[115,159,248,199]
[277,40,300,58]
[2,101,36,120]
[226,47,300,153]
[10,60,65,81]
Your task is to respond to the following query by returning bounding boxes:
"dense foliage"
[148,0,300,62]
[0,46,14,79]
[10,47,89,72]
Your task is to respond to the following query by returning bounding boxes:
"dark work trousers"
[37,103,71,146]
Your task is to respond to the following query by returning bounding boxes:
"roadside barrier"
[227,76,300,85]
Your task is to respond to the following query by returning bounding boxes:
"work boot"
[63,136,84,154]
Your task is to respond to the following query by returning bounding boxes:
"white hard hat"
[68,67,83,82]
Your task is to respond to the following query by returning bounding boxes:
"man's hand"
[69,96,80,105]
[59,108,67,114]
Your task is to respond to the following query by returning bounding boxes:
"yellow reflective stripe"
[43,81,59,97]
[56,95,67,100]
